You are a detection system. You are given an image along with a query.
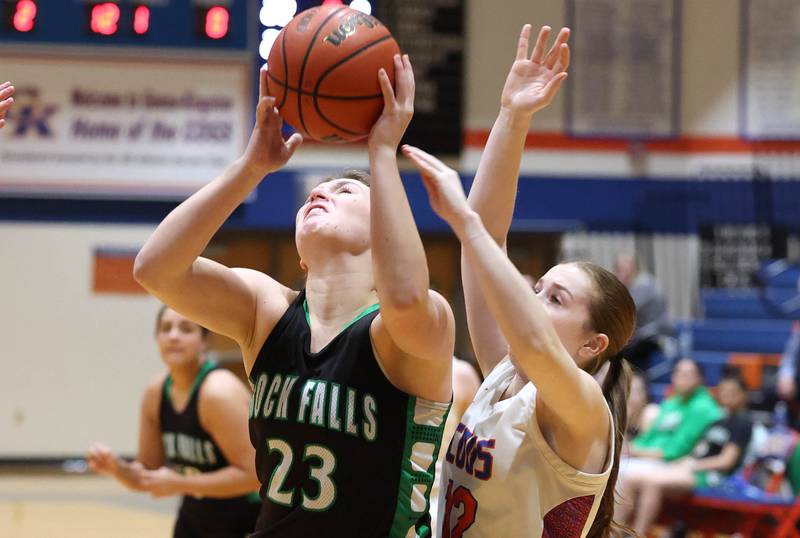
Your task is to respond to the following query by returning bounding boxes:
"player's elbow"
[133,247,170,291]
[133,249,156,288]
[380,286,429,314]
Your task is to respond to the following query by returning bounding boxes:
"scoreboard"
[377,0,463,155]
[0,0,249,50]
[0,0,463,200]
[0,0,255,199]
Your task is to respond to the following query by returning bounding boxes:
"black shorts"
[173,496,261,538]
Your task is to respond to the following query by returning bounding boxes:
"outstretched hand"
[402,145,470,227]
[501,25,570,117]
[87,442,120,476]
[242,69,303,176]
[369,54,415,151]
[140,466,185,498]
[0,82,15,129]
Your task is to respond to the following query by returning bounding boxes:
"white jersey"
[436,358,613,538]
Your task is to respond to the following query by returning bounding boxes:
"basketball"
[267,5,401,143]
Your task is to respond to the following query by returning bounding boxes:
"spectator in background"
[626,369,660,441]
[627,358,722,463]
[614,253,673,369]
[617,373,753,535]
[0,81,14,129]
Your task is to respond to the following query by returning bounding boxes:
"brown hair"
[572,262,636,538]
[719,367,747,392]
[155,305,210,338]
[318,169,371,187]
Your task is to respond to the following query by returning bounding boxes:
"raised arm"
[405,146,608,439]
[0,81,15,129]
[366,54,455,381]
[133,70,301,367]
[140,371,260,498]
[468,25,569,239]
[462,25,570,376]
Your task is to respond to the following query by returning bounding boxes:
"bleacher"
[648,261,798,393]
[653,260,800,537]
[691,261,796,385]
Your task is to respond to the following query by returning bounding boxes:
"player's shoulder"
[231,267,297,301]
[200,367,248,400]
[141,372,168,413]
[143,372,168,395]
[197,368,250,428]
[232,267,299,324]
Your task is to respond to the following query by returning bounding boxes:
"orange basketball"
[267,5,400,143]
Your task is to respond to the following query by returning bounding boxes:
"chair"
[660,491,800,537]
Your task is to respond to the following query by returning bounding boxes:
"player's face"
[295,178,371,253]
[156,308,206,369]
[671,359,702,396]
[533,264,599,364]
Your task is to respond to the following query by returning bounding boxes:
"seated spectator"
[627,358,722,463]
[617,373,753,535]
[626,368,660,440]
[614,253,674,369]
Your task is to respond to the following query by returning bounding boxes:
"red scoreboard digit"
[203,5,229,40]
[89,2,120,36]
[11,0,37,32]
[2,1,235,43]
[133,5,150,35]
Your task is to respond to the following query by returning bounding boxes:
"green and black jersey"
[248,290,450,537]
[160,361,260,537]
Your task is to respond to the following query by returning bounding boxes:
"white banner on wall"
[0,53,251,198]
[742,0,800,140]
[566,0,679,138]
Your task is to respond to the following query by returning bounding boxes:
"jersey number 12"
[442,479,478,538]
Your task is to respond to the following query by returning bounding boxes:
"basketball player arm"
[406,146,608,435]
[458,214,608,432]
[134,69,300,363]
[186,371,261,497]
[140,372,259,498]
[468,25,569,243]
[368,54,456,366]
[462,26,570,376]
[0,81,14,129]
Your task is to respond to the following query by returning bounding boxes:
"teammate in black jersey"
[87,306,260,538]
[134,54,455,537]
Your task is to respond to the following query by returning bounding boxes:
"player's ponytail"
[571,262,637,538]
[587,355,632,538]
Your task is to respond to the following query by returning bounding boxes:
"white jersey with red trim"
[436,358,613,538]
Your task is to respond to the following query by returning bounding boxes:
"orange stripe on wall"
[93,249,145,295]
[462,131,800,153]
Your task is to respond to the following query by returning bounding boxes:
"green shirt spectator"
[631,358,723,461]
